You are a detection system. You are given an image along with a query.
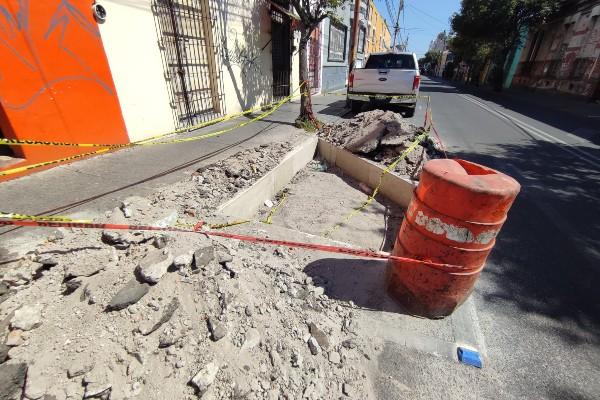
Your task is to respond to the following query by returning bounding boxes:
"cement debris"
[0,140,375,399]
[319,110,443,179]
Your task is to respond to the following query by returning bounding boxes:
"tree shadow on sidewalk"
[451,139,600,346]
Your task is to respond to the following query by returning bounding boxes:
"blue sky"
[374,0,461,57]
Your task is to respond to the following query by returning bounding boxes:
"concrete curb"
[317,139,415,208]
[218,135,319,219]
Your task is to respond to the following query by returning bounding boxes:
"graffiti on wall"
[222,27,265,77]
[0,0,128,173]
[0,0,114,110]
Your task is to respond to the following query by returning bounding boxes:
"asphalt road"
[376,77,600,399]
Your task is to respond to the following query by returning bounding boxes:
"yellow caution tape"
[209,219,251,229]
[322,131,429,238]
[0,86,305,177]
[324,92,430,100]
[262,191,288,224]
[0,211,92,223]
[0,87,307,149]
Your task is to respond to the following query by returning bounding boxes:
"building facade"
[0,0,301,179]
[321,4,352,92]
[350,0,371,68]
[513,0,600,99]
[366,0,391,55]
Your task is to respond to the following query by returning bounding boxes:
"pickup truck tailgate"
[352,69,416,94]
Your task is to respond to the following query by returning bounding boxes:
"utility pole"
[391,0,403,50]
[349,0,361,71]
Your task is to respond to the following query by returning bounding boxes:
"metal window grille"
[153,0,225,129]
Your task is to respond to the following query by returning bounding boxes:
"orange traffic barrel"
[387,159,520,318]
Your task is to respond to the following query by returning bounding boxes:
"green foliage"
[294,116,320,132]
[449,0,560,86]
[451,0,559,60]
[418,50,442,67]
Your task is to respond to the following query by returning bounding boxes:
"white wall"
[98,0,300,138]
[213,0,300,114]
[97,0,176,142]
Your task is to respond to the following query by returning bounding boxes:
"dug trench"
[0,111,482,400]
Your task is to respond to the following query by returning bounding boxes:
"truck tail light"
[349,72,354,89]
[413,75,421,91]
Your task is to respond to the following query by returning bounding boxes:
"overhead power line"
[405,1,447,26]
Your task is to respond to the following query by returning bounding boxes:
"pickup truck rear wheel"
[351,100,363,113]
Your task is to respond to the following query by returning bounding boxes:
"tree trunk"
[298,28,311,121]
[492,47,511,92]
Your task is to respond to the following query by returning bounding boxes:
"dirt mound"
[319,110,442,179]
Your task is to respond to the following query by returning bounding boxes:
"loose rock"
[173,252,193,269]
[307,337,321,355]
[139,298,180,336]
[0,363,27,400]
[135,250,173,284]
[207,317,226,342]
[328,351,341,365]
[342,382,355,397]
[67,360,95,378]
[189,362,219,395]
[101,231,129,249]
[194,245,215,270]
[106,278,150,311]
[11,305,42,331]
[241,328,261,351]
[308,322,330,350]
[5,330,23,347]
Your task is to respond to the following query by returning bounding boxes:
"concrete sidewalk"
[0,95,349,241]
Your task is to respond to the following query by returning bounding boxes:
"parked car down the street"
[347,52,421,117]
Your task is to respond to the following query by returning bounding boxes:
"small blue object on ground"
[457,347,483,368]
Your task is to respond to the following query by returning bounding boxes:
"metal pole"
[349,0,361,71]
[391,0,403,49]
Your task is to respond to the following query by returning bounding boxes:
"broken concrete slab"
[0,362,27,400]
[139,298,180,336]
[193,245,215,270]
[135,250,173,284]
[106,279,150,311]
[11,305,42,331]
[345,120,387,154]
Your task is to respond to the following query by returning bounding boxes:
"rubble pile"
[319,110,442,178]
[189,142,294,212]
[95,141,298,230]
[0,142,374,399]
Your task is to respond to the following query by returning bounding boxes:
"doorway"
[270,2,292,101]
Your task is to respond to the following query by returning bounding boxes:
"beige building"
[513,0,600,99]
[366,0,391,55]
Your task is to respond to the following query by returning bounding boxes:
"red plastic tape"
[0,219,461,270]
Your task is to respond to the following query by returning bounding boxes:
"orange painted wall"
[0,0,128,181]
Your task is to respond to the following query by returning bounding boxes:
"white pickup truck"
[347,52,421,117]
